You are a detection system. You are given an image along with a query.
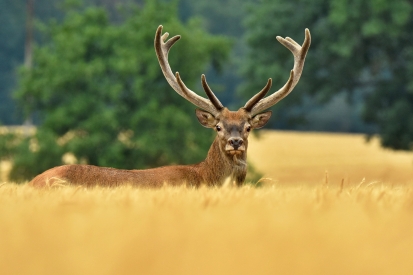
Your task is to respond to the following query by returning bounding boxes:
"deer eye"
[246,126,251,132]
[216,125,221,131]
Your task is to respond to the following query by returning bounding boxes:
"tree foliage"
[241,0,413,146]
[0,0,69,125]
[9,1,231,181]
[0,1,26,124]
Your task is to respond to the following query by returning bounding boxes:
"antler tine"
[201,74,224,110]
[247,28,311,116]
[244,78,272,112]
[175,72,222,113]
[154,25,220,116]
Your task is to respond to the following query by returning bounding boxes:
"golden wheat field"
[1,130,413,275]
[249,130,413,186]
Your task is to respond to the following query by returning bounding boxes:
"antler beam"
[246,29,311,116]
[154,25,221,115]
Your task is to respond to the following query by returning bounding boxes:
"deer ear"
[195,109,217,128]
[251,111,272,129]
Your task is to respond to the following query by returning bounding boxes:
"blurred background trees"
[0,0,413,181]
[3,0,232,181]
[241,0,413,136]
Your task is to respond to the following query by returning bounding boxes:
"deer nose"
[228,138,243,150]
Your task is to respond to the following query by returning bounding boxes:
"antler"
[245,29,311,116]
[154,25,223,116]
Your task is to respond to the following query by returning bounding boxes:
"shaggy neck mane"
[199,137,247,186]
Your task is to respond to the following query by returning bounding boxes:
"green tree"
[240,0,413,143]
[179,0,250,107]
[0,0,68,125]
[0,1,25,125]
[9,1,231,182]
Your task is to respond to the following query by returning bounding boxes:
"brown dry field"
[1,131,413,275]
[249,130,413,186]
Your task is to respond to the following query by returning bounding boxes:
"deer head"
[154,25,310,161]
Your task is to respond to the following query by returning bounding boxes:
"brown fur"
[29,109,256,188]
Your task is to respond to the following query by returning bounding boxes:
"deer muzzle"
[226,138,245,154]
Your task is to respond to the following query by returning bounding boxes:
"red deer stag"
[29,25,311,188]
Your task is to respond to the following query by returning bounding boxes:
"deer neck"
[200,136,247,186]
